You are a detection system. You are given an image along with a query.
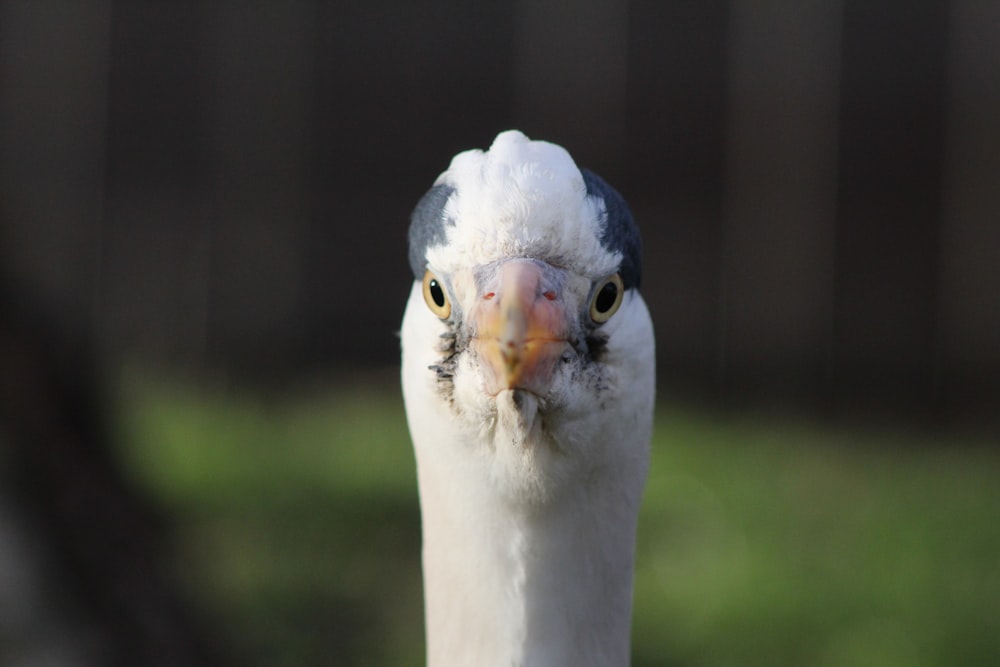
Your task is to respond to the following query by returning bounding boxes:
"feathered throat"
[493,389,543,448]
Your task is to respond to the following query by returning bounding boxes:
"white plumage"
[401,130,655,666]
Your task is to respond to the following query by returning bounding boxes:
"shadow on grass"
[175,491,425,667]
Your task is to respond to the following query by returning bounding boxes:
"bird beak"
[472,259,569,396]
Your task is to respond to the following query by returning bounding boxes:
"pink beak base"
[472,260,570,397]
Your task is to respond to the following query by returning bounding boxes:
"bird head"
[401,130,654,506]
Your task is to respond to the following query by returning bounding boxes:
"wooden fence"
[2,0,997,419]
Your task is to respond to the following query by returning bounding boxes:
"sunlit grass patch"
[634,405,1000,667]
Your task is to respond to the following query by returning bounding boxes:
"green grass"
[116,374,1000,666]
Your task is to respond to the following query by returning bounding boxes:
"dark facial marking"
[408,184,456,279]
[428,329,460,406]
[581,169,642,289]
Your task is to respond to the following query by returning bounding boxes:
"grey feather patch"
[581,169,642,289]
[408,184,456,278]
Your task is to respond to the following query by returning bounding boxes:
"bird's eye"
[590,273,624,323]
[422,270,452,319]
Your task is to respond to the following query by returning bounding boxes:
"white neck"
[401,283,655,667]
[415,445,640,667]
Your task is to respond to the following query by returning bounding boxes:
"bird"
[400,130,655,667]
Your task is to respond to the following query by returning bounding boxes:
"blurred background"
[1,1,998,666]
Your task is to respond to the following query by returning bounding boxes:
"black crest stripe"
[581,169,642,289]
[408,184,456,279]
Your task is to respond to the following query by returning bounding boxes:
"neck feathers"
[418,461,639,667]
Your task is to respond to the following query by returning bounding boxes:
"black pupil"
[595,281,618,313]
[429,280,446,308]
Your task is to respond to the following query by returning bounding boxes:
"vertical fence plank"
[204,0,315,372]
[625,1,730,393]
[719,1,843,399]
[834,0,950,410]
[512,0,630,172]
[0,0,111,336]
[101,2,212,364]
[939,0,1000,417]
